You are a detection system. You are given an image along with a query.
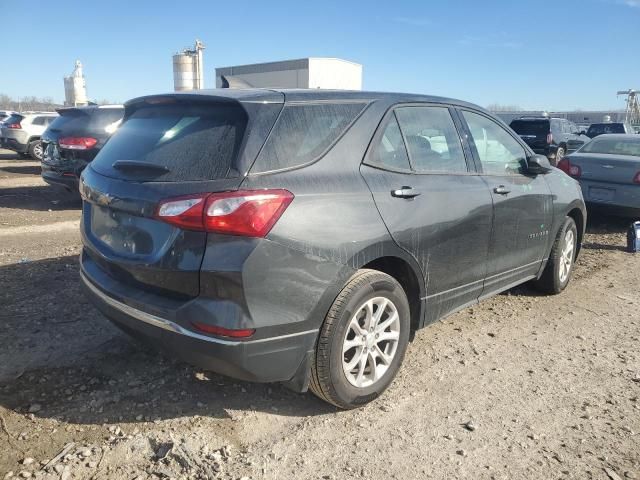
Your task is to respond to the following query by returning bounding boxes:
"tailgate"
[79,92,283,299]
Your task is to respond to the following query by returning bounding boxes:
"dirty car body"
[79,89,586,394]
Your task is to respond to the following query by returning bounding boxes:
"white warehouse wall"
[308,58,362,90]
[215,58,361,90]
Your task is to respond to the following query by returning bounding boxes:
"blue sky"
[1,0,638,110]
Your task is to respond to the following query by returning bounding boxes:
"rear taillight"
[191,322,255,339]
[59,137,98,150]
[7,123,21,129]
[557,157,581,177]
[633,172,640,184]
[546,133,553,144]
[155,189,294,237]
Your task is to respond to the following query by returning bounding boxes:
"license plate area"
[589,186,615,202]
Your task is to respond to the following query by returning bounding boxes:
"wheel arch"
[566,206,584,258]
[356,249,426,333]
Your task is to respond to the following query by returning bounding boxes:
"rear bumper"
[579,180,640,213]
[80,262,318,387]
[0,136,28,153]
[42,168,80,191]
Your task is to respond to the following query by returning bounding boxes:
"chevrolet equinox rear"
[81,89,586,409]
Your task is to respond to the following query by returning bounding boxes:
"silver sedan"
[558,134,640,216]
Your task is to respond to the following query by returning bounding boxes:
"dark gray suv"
[80,89,586,408]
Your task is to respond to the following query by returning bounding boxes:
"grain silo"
[173,40,205,91]
[63,60,89,106]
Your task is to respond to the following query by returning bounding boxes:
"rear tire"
[554,146,566,166]
[533,217,577,294]
[310,269,411,409]
[28,140,43,161]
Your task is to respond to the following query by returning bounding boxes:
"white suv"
[0,112,58,160]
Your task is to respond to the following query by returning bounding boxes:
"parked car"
[509,116,590,165]
[558,134,640,216]
[41,105,124,192]
[0,112,58,159]
[79,90,586,409]
[586,122,635,138]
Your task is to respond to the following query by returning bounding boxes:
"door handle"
[391,186,421,199]
[493,185,511,195]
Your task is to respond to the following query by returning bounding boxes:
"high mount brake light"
[155,189,294,237]
[59,137,98,150]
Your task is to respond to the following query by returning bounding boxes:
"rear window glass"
[251,102,366,173]
[91,103,247,182]
[579,137,640,156]
[587,123,625,137]
[4,114,23,125]
[509,120,549,136]
[49,109,124,133]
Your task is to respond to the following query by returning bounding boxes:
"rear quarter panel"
[238,100,426,332]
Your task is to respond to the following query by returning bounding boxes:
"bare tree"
[486,103,524,112]
[0,93,63,112]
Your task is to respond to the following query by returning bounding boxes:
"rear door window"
[368,114,411,171]
[91,103,247,182]
[395,106,468,173]
[251,102,366,173]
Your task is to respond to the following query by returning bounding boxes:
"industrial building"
[215,58,363,90]
[173,40,205,91]
[63,60,88,107]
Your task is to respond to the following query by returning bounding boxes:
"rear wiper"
[112,160,170,172]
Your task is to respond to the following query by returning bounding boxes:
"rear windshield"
[587,123,625,137]
[3,114,24,125]
[91,103,247,182]
[251,102,367,173]
[580,137,640,156]
[509,120,550,136]
[50,108,124,134]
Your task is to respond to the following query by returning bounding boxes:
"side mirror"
[527,154,552,174]
[579,130,586,136]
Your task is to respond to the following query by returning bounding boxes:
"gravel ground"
[0,150,638,480]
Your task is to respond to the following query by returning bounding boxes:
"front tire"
[533,217,577,294]
[310,269,411,409]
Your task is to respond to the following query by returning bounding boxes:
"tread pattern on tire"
[309,269,399,409]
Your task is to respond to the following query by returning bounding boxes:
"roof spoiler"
[220,75,254,89]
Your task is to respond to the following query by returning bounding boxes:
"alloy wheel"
[342,296,400,388]
[558,229,575,283]
[33,142,43,160]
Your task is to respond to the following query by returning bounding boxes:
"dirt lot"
[0,149,638,480]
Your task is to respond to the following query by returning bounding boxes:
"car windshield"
[587,123,625,137]
[579,136,640,157]
[91,102,247,182]
[509,120,549,136]
[3,114,23,125]
[49,108,124,134]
